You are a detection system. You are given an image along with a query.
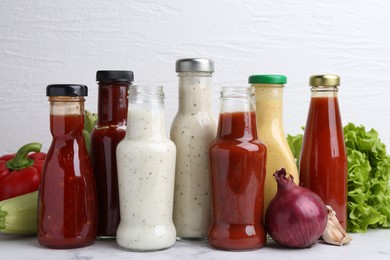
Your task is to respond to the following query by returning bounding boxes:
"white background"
[0,0,389,154]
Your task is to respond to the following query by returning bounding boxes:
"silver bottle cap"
[175,58,214,73]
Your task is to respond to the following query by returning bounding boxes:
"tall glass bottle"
[91,70,133,239]
[300,74,347,229]
[38,84,97,249]
[170,58,216,242]
[116,85,177,251]
[209,87,267,251]
[249,75,299,213]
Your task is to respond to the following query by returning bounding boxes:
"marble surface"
[0,230,389,260]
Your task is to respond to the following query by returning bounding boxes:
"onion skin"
[265,168,328,248]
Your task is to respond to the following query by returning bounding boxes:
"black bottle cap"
[46,84,88,97]
[96,70,134,82]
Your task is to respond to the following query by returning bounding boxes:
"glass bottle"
[170,58,216,242]
[300,74,347,229]
[38,84,97,249]
[209,86,267,251]
[249,75,300,214]
[116,85,177,251]
[91,70,133,239]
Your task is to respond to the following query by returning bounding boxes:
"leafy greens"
[287,123,390,232]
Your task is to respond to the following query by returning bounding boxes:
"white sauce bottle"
[249,75,300,215]
[116,85,177,251]
[170,58,216,242]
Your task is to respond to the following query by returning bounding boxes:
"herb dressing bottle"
[116,85,177,251]
[170,58,216,242]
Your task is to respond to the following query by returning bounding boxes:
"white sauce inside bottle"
[170,71,216,240]
[116,86,176,251]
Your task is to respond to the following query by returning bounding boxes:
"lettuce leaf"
[344,123,390,231]
[286,133,303,169]
[286,122,390,232]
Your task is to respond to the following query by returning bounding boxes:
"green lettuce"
[287,122,390,232]
[287,132,303,169]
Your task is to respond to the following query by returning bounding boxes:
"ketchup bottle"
[300,75,348,229]
[91,70,133,239]
[38,84,97,249]
[208,86,267,251]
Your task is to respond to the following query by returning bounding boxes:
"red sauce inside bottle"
[300,96,347,229]
[90,83,128,237]
[209,111,267,250]
[38,114,97,248]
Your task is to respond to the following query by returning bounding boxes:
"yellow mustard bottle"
[249,75,299,214]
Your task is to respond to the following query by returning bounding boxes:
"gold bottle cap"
[309,74,340,87]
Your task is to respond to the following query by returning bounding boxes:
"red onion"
[265,168,327,248]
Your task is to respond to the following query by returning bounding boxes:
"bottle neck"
[306,86,343,136]
[309,86,341,119]
[49,96,85,137]
[310,86,339,98]
[97,82,129,126]
[254,84,284,130]
[177,72,212,113]
[125,86,167,139]
[217,87,258,140]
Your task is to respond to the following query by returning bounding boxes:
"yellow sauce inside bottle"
[253,84,299,214]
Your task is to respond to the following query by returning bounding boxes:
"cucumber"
[0,191,38,235]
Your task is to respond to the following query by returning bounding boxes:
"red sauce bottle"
[91,71,133,239]
[209,87,267,251]
[300,75,348,229]
[38,84,97,248]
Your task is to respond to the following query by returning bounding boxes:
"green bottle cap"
[248,75,287,84]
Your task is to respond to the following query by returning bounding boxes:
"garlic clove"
[322,205,352,246]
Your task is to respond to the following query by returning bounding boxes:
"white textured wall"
[1,0,389,154]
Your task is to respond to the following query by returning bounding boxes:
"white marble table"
[0,229,389,260]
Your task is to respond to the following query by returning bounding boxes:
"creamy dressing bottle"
[170,58,216,242]
[249,75,299,214]
[116,85,177,251]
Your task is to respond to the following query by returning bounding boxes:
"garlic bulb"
[322,205,352,246]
